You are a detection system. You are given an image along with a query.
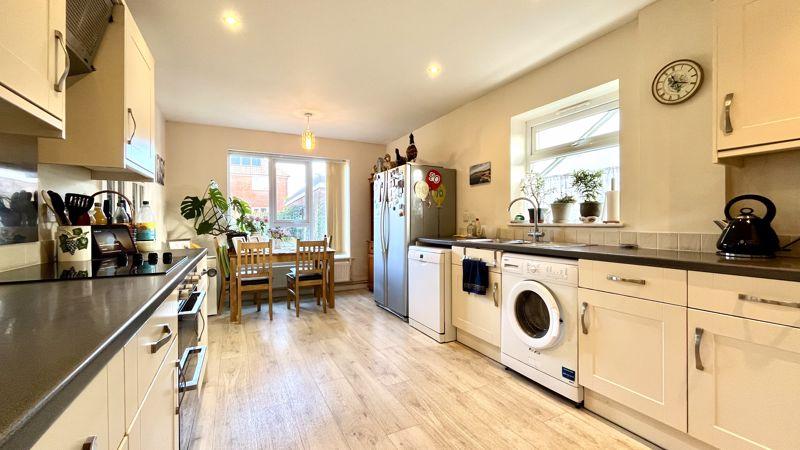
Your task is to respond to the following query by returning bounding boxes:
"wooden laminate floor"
[190,290,653,450]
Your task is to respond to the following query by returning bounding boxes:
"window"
[228,153,328,241]
[526,94,620,203]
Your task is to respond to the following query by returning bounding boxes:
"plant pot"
[527,208,548,224]
[579,201,603,219]
[56,226,91,261]
[550,203,575,223]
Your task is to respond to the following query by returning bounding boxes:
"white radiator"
[333,259,351,283]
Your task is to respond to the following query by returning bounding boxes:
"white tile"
[637,232,658,249]
[658,233,679,250]
[700,234,719,253]
[576,229,591,244]
[499,228,514,239]
[620,231,637,246]
[563,229,577,243]
[678,233,701,252]
[604,231,620,246]
[590,230,605,245]
[550,228,565,242]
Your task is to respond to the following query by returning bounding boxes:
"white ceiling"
[127,0,653,144]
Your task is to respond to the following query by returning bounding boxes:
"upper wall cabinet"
[0,0,66,138]
[38,2,155,181]
[713,0,800,161]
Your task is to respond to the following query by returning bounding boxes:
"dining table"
[227,245,336,323]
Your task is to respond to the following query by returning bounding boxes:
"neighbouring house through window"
[228,152,349,255]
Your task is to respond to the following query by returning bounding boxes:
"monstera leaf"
[180,196,207,220]
[207,182,228,211]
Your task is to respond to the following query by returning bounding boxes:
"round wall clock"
[651,59,703,105]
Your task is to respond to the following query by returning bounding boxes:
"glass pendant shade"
[301,113,315,151]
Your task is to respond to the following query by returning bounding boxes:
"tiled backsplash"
[495,227,800,258]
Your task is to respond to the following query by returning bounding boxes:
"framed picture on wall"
[155,154,165,185]
[469,161,491,186]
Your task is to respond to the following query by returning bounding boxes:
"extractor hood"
[66,0,115,76]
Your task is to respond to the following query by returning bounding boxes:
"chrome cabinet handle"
[723,93,734,134]
[127,108,137,144]
[54,30,70,92]
[580,302,588,334]
[492,282,499,307]
[694,327,704,371]
[149,324,173,353]
[738,293,800,309]
[82,435,97,450]
[178,345,207,393]
[606,274,646,285]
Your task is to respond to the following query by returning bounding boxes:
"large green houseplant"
[571,169,604,219]
[179,180,259,245]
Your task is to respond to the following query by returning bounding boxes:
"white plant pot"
[550,203,576,223]
[56,226,92,262]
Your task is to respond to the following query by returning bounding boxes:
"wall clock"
[651,59,703,105]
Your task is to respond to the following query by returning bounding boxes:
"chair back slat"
[294,236,328,276]
[237,241,273,280]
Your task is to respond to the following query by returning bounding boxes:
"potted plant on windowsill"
[550,194,576,223]
[571,169,604,219]
[520,171,553,223]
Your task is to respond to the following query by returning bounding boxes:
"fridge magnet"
[469,161,491,186]
[431,183,446,207]
[413,180,430,201]
[425,169,442,190]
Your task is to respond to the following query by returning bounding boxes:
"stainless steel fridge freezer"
[373,163,456,319]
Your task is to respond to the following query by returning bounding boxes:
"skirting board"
[455,329,501,363]
[585,391,712,450]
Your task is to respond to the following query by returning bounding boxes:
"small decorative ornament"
[413,181,430,201]
[394,148,407,166]
[425,169,442,190]
[406,133,418,162]
[651,59,703,104]
[431,183,446,207]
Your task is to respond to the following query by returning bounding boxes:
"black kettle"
[715,194,780,258]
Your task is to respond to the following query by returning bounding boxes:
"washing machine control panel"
[524,261,570,281]
[502,256,578,285]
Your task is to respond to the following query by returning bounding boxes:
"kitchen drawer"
[451,246,501,272]
[579,260,687,306]
[689,271,800,328]
[136,289,178,405]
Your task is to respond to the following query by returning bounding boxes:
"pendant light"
[301,112,316,151]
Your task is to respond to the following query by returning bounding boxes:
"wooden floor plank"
[192,290,650,450]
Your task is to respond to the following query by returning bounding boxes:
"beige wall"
[387,0,728,236]
[164,121,385,282]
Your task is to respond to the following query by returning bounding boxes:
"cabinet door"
[0,0,52,112]
[578,288,687,431]
[715,0,800,152]
[452,267,501,346]
[129,339,178,450]
[123,11,154,177]
[32,365,110,450]
[688,309,800,449]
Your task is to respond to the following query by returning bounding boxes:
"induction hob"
[0,252,187,285]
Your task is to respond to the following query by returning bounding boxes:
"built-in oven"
[176,266,215,450]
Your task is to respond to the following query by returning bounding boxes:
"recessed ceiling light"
[221,11,241,29]
[426,63,442,78]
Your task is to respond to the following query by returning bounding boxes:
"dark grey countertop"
[0,248,206,450]
[417,237,800,282]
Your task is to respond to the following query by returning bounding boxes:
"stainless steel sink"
[459,238,588,248]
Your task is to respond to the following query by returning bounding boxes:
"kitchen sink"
[460,238,527,244]
[459,238,588,248]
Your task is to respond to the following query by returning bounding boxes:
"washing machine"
[500,253,583,403]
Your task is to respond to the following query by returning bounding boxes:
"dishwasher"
[407,246,455,343]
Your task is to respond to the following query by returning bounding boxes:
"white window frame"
[227,151,323,240]
[526,92,620,168]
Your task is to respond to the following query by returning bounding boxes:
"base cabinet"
[688,309,800,449]
[451,262,501,347]
[128,339,179,450]
[578,288,687,432]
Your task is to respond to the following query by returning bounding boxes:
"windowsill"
[508,222,624,228]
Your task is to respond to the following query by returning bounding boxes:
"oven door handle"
[178,345,208,393]
[178,290,206,317]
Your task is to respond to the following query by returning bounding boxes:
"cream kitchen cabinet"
[713,0,800,160]
[688,309,800,449]
[0,0,66,138]
[451,246,502,360]
[38,1,156,181]
[127,339,179,450]
[578,288,687,432]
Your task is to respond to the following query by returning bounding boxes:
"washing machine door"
[505,280,561,349]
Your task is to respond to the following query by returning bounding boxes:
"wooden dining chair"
[286,236,328,317]
[235,241,275,321]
